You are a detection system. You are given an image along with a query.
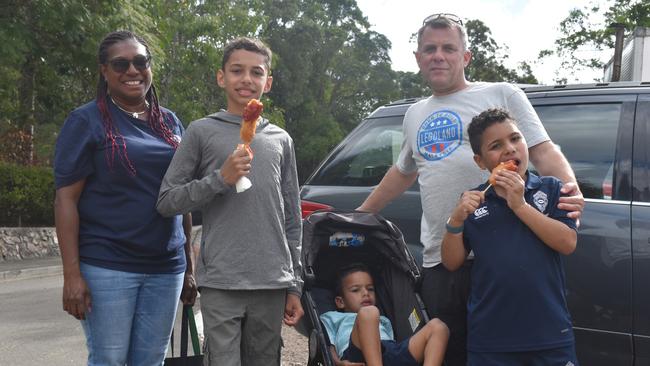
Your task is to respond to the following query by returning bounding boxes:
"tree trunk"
[18,55,37,130]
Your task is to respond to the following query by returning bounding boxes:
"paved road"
[0,272,308,365]
[0,275,87,365]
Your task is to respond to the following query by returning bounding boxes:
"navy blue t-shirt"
[54,99,186,274]
[463,172,577,352]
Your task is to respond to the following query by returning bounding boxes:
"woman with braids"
[53,30,197,365]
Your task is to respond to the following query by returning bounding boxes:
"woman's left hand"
[180,272,198,305]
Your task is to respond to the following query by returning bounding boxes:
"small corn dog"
[483,160,519,193]
[488,160,519,186]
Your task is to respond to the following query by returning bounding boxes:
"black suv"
[299,82,650,365]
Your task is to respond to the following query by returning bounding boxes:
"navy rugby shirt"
[463,172,577,352]
[54,100,186,274]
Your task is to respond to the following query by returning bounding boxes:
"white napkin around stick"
[235,143,252,193]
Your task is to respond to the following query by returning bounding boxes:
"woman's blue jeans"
[79,262,184,366]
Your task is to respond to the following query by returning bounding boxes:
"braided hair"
[96,30,179,176]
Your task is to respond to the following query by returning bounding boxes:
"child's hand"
[450,190,484,222]
[493,170,526,210]
[283,293,304,326]
[220,147,252,186]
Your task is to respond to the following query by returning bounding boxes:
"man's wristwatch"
[445,217,464,234]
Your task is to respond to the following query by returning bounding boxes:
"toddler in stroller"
[300,210,449,366]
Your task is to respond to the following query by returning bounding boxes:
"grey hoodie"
[157,110,302,295]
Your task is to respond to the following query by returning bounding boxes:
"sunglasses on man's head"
[107,55,151,73]
[422,13,463,26]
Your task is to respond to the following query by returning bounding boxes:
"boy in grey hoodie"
[157,37,303,366]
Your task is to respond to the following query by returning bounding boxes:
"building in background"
[604,26,650,81]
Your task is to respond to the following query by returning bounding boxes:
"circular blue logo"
[417,110,462,161]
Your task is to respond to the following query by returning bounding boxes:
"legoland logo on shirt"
[417,110,463,161]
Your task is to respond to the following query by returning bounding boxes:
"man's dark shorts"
[420,260,473,366]
[342,337,419,366]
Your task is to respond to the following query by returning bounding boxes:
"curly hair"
[467,108,515,155]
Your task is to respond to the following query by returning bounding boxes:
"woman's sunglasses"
[107,55,152,73]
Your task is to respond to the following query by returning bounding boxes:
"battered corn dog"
[241,99,263,144]
[235,99,263,193]
[488,160,519,186]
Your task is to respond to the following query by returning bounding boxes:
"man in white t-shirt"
[358,13,585,366]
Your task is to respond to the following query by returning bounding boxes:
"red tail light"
[300,200,333,219]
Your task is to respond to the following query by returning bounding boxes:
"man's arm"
[508,85,584,219]
[529,141,584,219]
[529,141,575,185]
[357,165,417,213]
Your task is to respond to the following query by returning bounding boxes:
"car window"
[533,103,622,200]
[309,116,404,186]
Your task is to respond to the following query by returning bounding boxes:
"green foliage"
[542,0,650,83]
[465,19,539,84]
[0,0,156,163]
[395,71,430,99]
[149,0,267,124]
[261,0,399,179]
[0,0,544,184]
[0,163,54,227]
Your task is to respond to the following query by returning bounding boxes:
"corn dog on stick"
[240,99,263,144]
[235,99,263,193]
[484,160,519,193]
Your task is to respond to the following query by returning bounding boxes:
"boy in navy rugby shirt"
[441,108,579,366]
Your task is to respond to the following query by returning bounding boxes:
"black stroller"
[300,210,429,366]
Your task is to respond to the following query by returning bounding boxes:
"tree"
[0,0,543,180]
[261,0,399,180]
[148,0,269,124]
[542,0,650,83]
[395,71,429,99]
[465,19,539,84]
[0,0,155,162]
[395,18,539,102]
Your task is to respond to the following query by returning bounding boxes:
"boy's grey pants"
[200,288,287,366]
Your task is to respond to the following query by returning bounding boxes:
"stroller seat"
[299,210,429,366]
